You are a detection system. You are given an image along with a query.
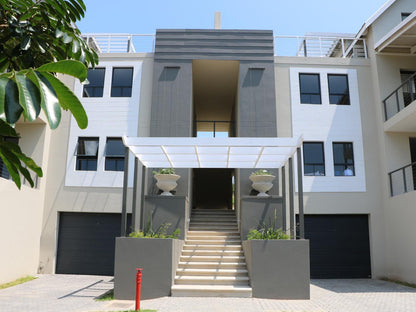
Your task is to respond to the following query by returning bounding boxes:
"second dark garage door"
[56,212,131,276]
[301,214,371,279]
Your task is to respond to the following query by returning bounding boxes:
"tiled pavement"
[1,274,416,312]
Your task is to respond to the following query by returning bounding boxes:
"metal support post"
[289,157,295,239]
[131,157,139,231]
[121,147,129,237]
[297,147,305,239]
[140,165,146,231]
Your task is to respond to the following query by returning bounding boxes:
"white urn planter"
[154,174,181,196]
[249,174,276,197]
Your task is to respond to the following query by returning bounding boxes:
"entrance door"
[193,169,233,210]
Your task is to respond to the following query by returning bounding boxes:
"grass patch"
[0,276,37,290]
[95,289,114,301]
[381,277,416,289]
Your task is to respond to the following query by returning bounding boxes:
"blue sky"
[78,0,388,36]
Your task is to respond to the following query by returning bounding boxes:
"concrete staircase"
[171,209,252,297]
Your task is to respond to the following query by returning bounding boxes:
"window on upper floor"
[83,68,105,97]
[0,136,19,180]
[303,142,325,176]
[76,137,99,171]
[105,138,125,171]
[401,12,412,21]
[111,67,133,97]
[328,74,350,105]
[299,73,321,104]
[333,142,355,176]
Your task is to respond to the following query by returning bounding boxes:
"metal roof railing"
[81,33,368,58]
[274,35,368,58]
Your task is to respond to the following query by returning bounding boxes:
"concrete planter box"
[114,237,184,300]
[243,239,310,299]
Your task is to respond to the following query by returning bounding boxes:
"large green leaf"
[0,78,23,124]
[0,142,21,189]
[37,60,87,82]
[0,120,18,138]
[38,71,88,129]
[28,70,61,129]
[15,73,41,121]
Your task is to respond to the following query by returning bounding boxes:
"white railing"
[274,35,368,58]
[82,33,368,59]
[82,33,155,53]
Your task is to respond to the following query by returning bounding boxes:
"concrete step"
[185,239,241,245]
[192,209,236,214]
[176,268,248,276]
[174,275,250,285]
[187,230,240,236]
[180,255,246,262]
[189,226,238,231]
[171,285,252,297]
[184,244,242,251]
[186,235,241,240]
[178,261,246,269]
[190,221,237,226]
[182,250,244,256]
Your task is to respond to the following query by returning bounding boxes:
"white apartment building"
[1,0,416,296]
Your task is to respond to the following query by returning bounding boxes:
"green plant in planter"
[129,211,180,239]
[152,168,176,175]
[251,169,272,175]
[247,208,289,240]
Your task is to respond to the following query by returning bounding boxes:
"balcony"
[82,33,368,58]
[383,73,416,132]
[389,162,416,196]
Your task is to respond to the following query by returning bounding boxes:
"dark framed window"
[299,73,321,104]
[401,12,411,21]
[83,68,105,97]
[0,136,19,179]
[333,142,355,176]
[328,74,350,105]
[105,138,125,171]
[303,142,325,176]
[76,137,99,171]
[111,67,133,97]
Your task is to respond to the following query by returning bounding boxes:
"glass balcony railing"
[194,120,235,138]
[383,72,416,121]
[388,161,416,196]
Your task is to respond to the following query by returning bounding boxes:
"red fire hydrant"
[135,268,142,311]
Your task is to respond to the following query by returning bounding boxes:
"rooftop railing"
[82,33,368,58]
[382,72,416,121]
[274,35,367,58]
[389,161,416,196]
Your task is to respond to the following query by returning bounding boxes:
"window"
[105,138,125,171]
[111,67,133,97]
[76,137,99,171]
[333,142,355,176]
[303,142,325,176]
[83,68,105,97]
[328,74,350,105]
[0,136,19,179]
[401,12,411,21]
[299,73,321,104]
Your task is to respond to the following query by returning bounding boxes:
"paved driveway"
[1,275,416,312]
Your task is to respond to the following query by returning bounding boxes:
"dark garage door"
[56,212,130,276]
[302,214,371,279]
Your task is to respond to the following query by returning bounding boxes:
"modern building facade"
[1,0,416,296]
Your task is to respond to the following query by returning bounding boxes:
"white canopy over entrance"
[123,136,303,168]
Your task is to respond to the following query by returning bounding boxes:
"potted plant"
[153,168,180,196]
[249,169,276,197]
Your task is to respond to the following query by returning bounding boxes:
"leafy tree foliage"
[0,0,98,189]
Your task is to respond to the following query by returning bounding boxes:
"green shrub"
[247,207,289,240]
[250,169,272,175]
[129,213,180,239]
[152,168,175,175]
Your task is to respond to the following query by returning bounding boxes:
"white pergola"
[120,136,305,240]
[122,136,303,169]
